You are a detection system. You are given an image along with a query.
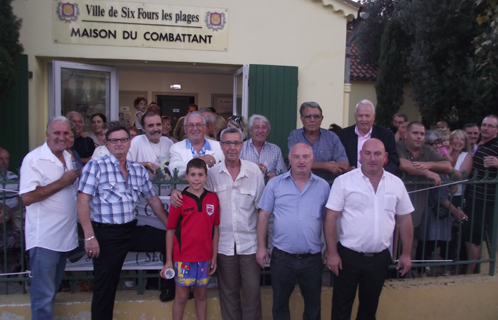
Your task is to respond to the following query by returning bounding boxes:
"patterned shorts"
[174,260,211,287]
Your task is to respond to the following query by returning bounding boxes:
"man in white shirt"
[19,116,80,319]
[171,127,265,320]
[324,138,414,320]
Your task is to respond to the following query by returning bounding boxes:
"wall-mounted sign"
[53,1,229,51]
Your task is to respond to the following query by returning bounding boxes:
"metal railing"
[2,169,498,294]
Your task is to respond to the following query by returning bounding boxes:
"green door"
[0,54,29,172]
[247,64,298,156]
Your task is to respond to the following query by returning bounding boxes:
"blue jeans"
[270,247,323,320]
[29,247,68,320]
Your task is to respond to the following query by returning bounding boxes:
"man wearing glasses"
[77,126,169,320]
[171,126,265,320]
[169,111,224,182]
[463,115,498,273]
[288,101,349,182]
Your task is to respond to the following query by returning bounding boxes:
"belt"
[91,219,137,229]
[338,242,385,258]
[273,247,319,259]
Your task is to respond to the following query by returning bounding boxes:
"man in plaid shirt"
[77,126,169,320]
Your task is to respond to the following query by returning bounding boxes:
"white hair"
[248,114,271,131]
[46,116,71,133]
[355,99,375,114]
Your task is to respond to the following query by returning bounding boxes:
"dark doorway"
[156,95,195,128]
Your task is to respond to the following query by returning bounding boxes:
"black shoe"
[159,289,175,302]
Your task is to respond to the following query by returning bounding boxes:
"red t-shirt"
[166,189,220,262]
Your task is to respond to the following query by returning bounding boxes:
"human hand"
[170,189,183,208]
[61,169,80,186]
[326,161,346,175]
[256,247,270,269]
[484,156,498,168]
[85,237,100,258]
[160,261,174,279]
[397,253,411,276]
[256,163,267,174]
[426,171,441,186]
[208,258,217,275]
[326,251,342,276]
[198,155,216,167]
[413,162,430,170]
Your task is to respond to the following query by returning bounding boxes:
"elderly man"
[463,123,480,156]
[337,99,399,175]
[396,121,452,228]
[256,143,329,320]
[19,116,80,319]
[173,103,198,141]
[67,111,95,164]
[288,101,349,182]
[463,115,498,273]
[169,111,224,180]
[0,147,21,230]
[199,107,218,139]
[325,139,414,320]
[126,111,176,300]
[77,126,169,320]
[241,114,287,179]
[171,127,265,320]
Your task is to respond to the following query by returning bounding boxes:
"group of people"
[4,96,497,320]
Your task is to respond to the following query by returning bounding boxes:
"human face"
[69,113,83,137]
[0,149,10,170]
[441,135,450,148]
[300,107,323,133]
[464,126,479,146]
[46,121,71,156]
[436,121,448,130]
[250,119,270,145]
[428,140,442,153]
[91,116,104,133]
[355,103,375,135]
[398,122,408,140]
[129,128,139,140]
[406,124,425,151]
[136,99,147,112]
[106,129,131,159]
[185,167,208,193]
[184,115,206,143]
[360,139,387,177]
[221,132,243,164]
[187,106,197,113]
[480,117,498,143]
[393,116,405,129]
[162,119,172,136]
[66,131,75,150]
[289,143,313,176]
[450,133,466,152]
[143,115,162,143]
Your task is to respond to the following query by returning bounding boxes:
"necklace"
[149,140,162,165]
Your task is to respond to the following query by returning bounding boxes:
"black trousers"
[91,220,137,320]
[332,243,391,320]
[128,225,175,293]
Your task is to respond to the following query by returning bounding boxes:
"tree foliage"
[0,0,23,100]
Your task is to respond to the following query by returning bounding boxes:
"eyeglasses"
[186,123,205,129]
[427,141,442,146]
[221,141,243,147]
[107,138,130,144]
[481,123,497,129]
[303,114,322,119]
[228,116,242,124]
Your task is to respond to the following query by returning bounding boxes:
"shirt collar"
[355,125,373,138]
[218,158,248,179]
[40,142,70,164]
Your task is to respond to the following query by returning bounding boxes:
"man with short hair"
[288,101,349,182]
[77,126,169,320]
[396,121,452,227]
[463,123,480,156]
[127,111,176,301]
[325,139,414,320]
[0,147,21,230]
[436,120,449,130]
[256,143,329,320]
[463,115,498,273]
[173,103,198,141]
[169,111,224,180]
[67,111,95,164]
[241,114,287,179]
[19,116,80,319]
[391,113,408,134]
[337,99,399,174]
[199,107,217,139]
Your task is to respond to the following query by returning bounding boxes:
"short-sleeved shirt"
[166,189,220,262]
[396,141,449,227]
[19,142,78,251]
[240,139,287,175]
[467,137,498,202]
[78,154,155,224]
[287,128,348,181]
[326,168,414,253]
[258,171,330,254]
[0,170,19,210]
[205,159,265,256]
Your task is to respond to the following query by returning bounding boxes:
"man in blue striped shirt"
[77,126,169,320]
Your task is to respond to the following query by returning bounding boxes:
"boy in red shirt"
[161,158,220,320]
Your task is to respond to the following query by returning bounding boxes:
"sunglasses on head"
[228,116,242,124]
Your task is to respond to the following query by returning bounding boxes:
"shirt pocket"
[239,188,256,211]
[101,182,122,203]
[385,195,397,213]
